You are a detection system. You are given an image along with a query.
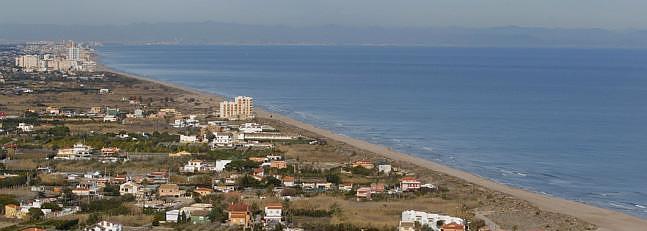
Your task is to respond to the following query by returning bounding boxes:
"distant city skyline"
[2,0,647,29]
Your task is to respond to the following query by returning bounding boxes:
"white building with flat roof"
[214,160,232,172]
[210,132,233,148]
[84,221,123,231]
[400,210,464,231]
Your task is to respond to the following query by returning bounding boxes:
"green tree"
[48,126,70,137]
[264,176,282,187]
[87,213,101,225]
[28,208,44,220]
[326,174,341,184]
[179,211,187,224]
[208,206,227,223]
[41,202,62,211]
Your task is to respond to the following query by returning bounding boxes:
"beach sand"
[99,65,647,231]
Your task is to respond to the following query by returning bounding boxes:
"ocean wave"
[608,202,636,210]
[498,168,528,177]
[422,146,434,152]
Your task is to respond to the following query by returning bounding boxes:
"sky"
[1,0,646,29]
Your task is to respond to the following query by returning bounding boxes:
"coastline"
[98,64,647,230]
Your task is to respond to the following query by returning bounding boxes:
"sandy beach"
[99,65,647,231]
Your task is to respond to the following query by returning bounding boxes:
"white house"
[211,132,233,147]
[378,164,392,175]
[103,115,118,122]
[17,123,34,132]
[264,203,283,224]
[239,123,263,133]
[173,115,200,128]
[134,109,144,118]
[85,221,122,231]
[214,160,232,172]
[400,177,421,191]
[119,181,142,196]
[183,159,208,173]
[55,144,93,160]
[179,135,199,143]
[400,210,464,231]
[166,209,180,223]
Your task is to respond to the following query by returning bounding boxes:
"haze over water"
[99,45,647,218]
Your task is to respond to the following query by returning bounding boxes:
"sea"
[98,45,647,218]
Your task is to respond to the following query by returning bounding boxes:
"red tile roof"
[265,203,283,209]
[400,177,419,182]
[228,203,250,212]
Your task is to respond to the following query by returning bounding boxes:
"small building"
[215,160,232,172]
[210,132,234,147]
[179,135,199,143]
[339,182,353,191]
[263,203,283,224]
[169,151,192,158]
[253,167,265,177]
[400,210,465,231]
[183,159,208,173]
[442,223,466,231]
[98,88,111,94]
[84,221,122,231]
[356,187,372,201]
[400,177,421,191]
[398,221,416,231]
[239,123,262,133]
[21,228,47,231]
[100,147,121,156]
[146,171,169,184]
[5,204,27,219]
[166,210,179,223]
[159,184,181,197]
[282,176,295,187]
[103,115,118,122]
[270,160,288,169]
[54,143,93,160]
[352,160,374,169]
[377,164,392,175]
[17,123,34,132]
[228,203,251,227]
[89,107,102,115]
[119,181,142,196]
[194,187,214,197]
[190,210,210,224]
[370,183,385,193]
[248,157,267,163]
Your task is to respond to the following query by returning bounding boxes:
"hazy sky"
[2,0,646,29]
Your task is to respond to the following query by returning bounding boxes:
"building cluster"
[53,143,125,162]
[14,41,96,73]
[0,42,479,230]
[398,210,466,231]
[177,121,293,149]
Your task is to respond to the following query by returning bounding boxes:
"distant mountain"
[2,22,647,48]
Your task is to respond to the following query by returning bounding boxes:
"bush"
[80,195,133,215]
[48,126,70,137]
[0,175,27,188]
[41,202,62,211]
[288,208,332,217]
[54,219,79,230]
[28,208,44,220]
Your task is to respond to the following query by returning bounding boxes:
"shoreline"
[98,64,647,230]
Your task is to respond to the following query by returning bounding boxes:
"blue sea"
[98,45,647,218]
